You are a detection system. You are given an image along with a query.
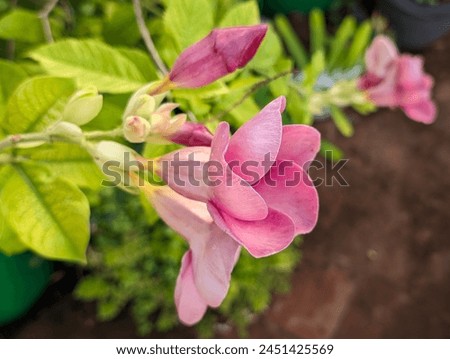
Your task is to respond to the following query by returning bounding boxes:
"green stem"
[0,128,123,153]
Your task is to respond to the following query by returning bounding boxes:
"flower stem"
[132,0,168,76]
[39,0,59,43]
[0,128,124,153]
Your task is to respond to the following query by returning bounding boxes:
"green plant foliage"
[76,188,302,337]
[2,76,75,134]
[30,40,151,93]
[0,165,90,263]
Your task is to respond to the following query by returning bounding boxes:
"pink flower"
[158,97,320,258]
[149,186,240,325]
[359,35,437,124]
[169,25,268,88]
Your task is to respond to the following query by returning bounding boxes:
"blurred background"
[0,0,449,338]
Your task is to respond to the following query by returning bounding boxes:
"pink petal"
[365,35,399,78]
[175,251,208,326]
[208,203,295,258]
[397,55,425,89]
[192,226,240,307]
[170,25,268,88]
[168,122,213,147]
[366,65,399,107]
[253,161,319,235]
[152,186,239,309]
[158,147,213,202]
[225,97,285,183]
[150,186,212,243]
[403,100,437,124]
[210,122,268,221]
[276,125,321,170]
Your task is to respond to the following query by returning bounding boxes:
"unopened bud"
[46,121,83,141]
[91,141,140,171]
[168,122,213,146]
[123,83,167,119]
[63,86,103,125]
[123,116,151,143]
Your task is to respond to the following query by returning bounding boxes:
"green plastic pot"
[0,252,52,326]
[258,0,334,16]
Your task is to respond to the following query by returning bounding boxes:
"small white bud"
[63,86,103,126]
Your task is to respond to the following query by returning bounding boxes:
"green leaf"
[344,20,373,68]
[330,105,354,137]
[0,60,28,122]
[2,76,75,135]
[310,9,326,55]
[0,211,27,256]
[219,1,259,27]
[249,25,283,71]
[20,143,103,190]
[320,139,344,162]
[30,39,148,93]
[164,0,215,52]
[0,168,27,256]
[0,8,44,43]
[75,276,110,300]
[0,164,90,263]
[328,16,357,70]
[102,2,141,46]
[274,14,308,69]
[118,48,158,81]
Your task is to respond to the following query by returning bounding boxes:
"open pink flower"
[169,25,268,88]
[149,186,240,325]
[358,35,437,124]
[158,97,320,258]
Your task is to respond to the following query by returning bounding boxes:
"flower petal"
[366,65,399,107]
[210,122,268,221]
[175,251,208,326]
[150,186,212,243]
[208,203,295,258]
[365,35,398,78]
[170,25,268,88]
[276,125,321,170]
[254,161,319,235]
[225,97,285,183]
[192,226,240,307]
[158,147,213,202]
[403,100,437,124]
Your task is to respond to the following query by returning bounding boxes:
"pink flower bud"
[168,122,213,147]
[169,25,268,88]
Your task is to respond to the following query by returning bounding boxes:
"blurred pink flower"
[149,186,240,326]
[169,25,268,88]
[159,97,320,258]
[359,35,437,124]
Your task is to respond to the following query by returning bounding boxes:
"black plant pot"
[378,0,450,50]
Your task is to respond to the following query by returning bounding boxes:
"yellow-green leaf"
[30,39,147,93]
[0,165,90,263]
[3,76,75,134]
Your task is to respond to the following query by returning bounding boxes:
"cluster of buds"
[122,84,186,144]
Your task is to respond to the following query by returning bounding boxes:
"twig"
[132,0,169,76]
[39,0,59,43]
[213,71,293,121]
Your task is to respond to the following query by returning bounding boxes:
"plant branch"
[132,0,169,76]
[212,71,293,121]
[0,128,123,153]
[39,0,59,43]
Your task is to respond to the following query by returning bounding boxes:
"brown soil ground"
[1,32,450,340]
